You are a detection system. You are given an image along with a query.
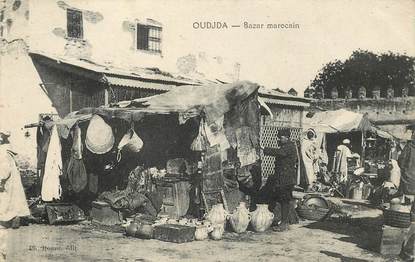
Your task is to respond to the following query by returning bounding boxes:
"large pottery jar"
[228,202,251,233]
[205,204,228,227]
[250,204,274,232]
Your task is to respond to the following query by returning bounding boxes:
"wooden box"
[90,201,122,226]
[45,203,85,225]
[153,224,196,243]
[156,180,190,218]
[379,225,409,255]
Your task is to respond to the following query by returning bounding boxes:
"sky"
[99,0,415,94]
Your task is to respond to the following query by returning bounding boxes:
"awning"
[259,97,310,107]
[103,75,174,91]
[303,109,373,133]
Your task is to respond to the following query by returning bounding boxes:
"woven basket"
[383,208,411,228]
[296,205,332,221]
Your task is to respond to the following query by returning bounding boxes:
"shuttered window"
[67,9,83,39]
[137,24,162,53]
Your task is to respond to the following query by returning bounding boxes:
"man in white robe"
[0,131,30,229]
[333,139,353,183]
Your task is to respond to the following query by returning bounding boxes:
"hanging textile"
[236,126,259,167]
[67,125,87,193]
[205,116,230,149]
[41,125,63,201]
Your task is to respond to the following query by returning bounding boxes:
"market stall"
[301,109,397,198]
[31,81,281,240]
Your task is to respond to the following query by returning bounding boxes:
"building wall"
[263,104,303,128]
[3,0,166,69]
[313,97,415,139]
[0,40,57,170]
[31,60,106,117]
[0,0,30,42]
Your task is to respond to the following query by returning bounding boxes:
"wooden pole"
[361,131,365,167]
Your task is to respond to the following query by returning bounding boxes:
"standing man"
[333,139,353,183]
[262,129,298,232]
[0,130,30,229]
[398,130,415,200]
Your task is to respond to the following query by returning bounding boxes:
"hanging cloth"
[41,125,63,201]
[67,125,87,193]
[191,118,209,151]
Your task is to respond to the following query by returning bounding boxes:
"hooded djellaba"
[398,131,415,196]
[0,130,30,229]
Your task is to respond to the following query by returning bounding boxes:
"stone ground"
[0,200,407,262]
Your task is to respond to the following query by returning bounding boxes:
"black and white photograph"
[0,0,414,261]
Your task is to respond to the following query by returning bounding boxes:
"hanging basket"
[85,115,115,154]
[118,128,143,153]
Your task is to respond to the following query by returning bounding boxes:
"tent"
[303,109,394,139]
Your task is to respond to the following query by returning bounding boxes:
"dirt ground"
[0,200,406,262]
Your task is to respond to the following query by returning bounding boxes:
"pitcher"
[228,202,251,233]
[205,204,228,227]
[250,204,274,232]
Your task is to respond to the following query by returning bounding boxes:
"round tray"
[296,205,332,221]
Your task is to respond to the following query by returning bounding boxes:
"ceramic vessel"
[390,198,401,211]
[136,224,154,239]
[228,202,251,233]
[126,222,139,236]
[195,224,212,241]
[205,204,228,226]
[250,204,274,232]
[210,225,224,240]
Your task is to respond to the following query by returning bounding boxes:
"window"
[137,24,162,53]
[67,9,83,39]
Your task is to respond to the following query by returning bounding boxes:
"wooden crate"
[156,181,190,218]
[45,203,85,225]
[379,225,409,255]
[153,224,196,243]
[90,201,122,226]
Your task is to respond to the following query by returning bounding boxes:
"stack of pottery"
[250,204,274,232]
[228,202,251,233]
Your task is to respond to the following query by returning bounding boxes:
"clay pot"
[205,204,228,227]
[126,222,139,236]
[136,224,154,239]
[250,204,274,232]
[195,224,212,241]
[210,225,224,240]
[390,198,401,211]
[228,202,251,233]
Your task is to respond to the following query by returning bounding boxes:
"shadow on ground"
[320,250,371,262]
[304,214,383,253]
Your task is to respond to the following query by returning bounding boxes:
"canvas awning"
[303,109,395,139]
[55,81,260,137]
